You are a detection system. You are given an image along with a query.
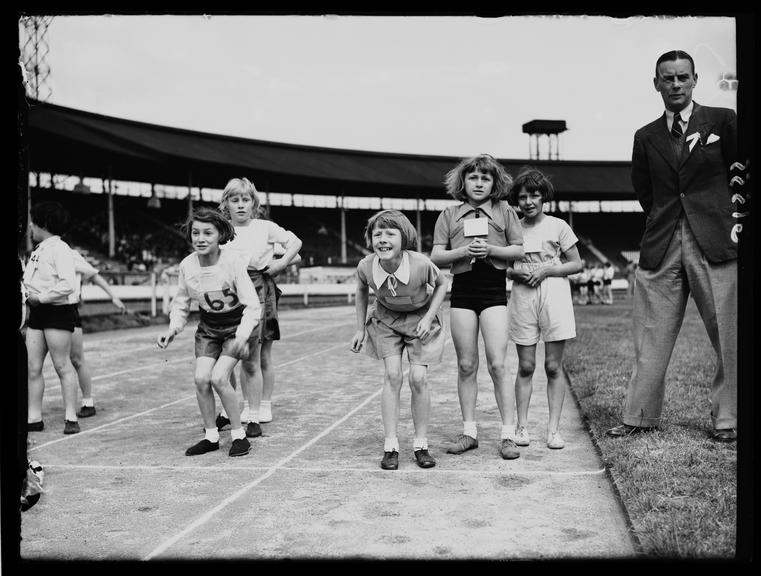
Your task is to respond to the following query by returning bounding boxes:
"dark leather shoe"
[711,428,736,442]
[606,423,655,437]
[229,437,251,457]
[28,421,44,432]
[63,420,80,435]
[381,450,399,470]
[185,439,219,456]
[77,405,96,418]
[215,414,231,430]
[245,422,262,438]
[414,449,436,468]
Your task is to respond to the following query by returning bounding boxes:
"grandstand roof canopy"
[24,99,634,201]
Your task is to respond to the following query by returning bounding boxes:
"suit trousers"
[624,214,737,429]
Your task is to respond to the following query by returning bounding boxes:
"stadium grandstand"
[20,98,644,313]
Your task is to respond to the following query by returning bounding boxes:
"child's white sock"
[501,424,517,440]
[413,437,428,451]
[219,407,228,419]
[81,397,94,407]
[205,428,220,443]
[463,421,477,439]
[230,427,246,441]
[384,437,399,452]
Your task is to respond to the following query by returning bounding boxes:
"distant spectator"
[625,261,637,298]
[602,261,615,304]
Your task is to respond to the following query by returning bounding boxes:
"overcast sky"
[21,13,737,162]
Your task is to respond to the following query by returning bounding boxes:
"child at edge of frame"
[351,209,448,471]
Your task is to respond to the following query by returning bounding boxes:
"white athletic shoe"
[514,425,530,446]
[259,404,272,423]
[547,432,565,450]
[239,408,251,423]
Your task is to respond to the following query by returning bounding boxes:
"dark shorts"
[73,305,82,328]
[603,279,612,286]
[27,303,77,332]
[194,308,260,360]
[450,260,507,315]
[249,270,280,342]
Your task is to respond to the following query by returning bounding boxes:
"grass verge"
[565,296,736,558]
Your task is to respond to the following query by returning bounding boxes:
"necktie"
[671,114,683,138]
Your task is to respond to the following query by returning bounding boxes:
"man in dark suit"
[607,50,738,442]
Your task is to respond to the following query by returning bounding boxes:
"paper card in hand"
[464,218,489,237]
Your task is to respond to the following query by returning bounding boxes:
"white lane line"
[29,342,349,453]
[43,463,607,477]
[143,377,386,560]
[41,321,355,382]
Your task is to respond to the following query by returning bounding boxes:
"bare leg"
[210,356,244,431]
[408,363,430,440]
[240,340,263,419]
[514,343,537,428]
[26,328,48,423]
[478,306,515,427]
[381,356,404,440]
[194,357,218,429]
[544,340,568,438]
[449,308,480,422]
[45,328,78,421]
[260,340,275,402]
[70,327,92,400]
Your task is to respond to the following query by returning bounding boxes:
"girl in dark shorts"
[431,154,525,460]
[23,201,81,435]
[216,178,302,435]
[157,208,262,457]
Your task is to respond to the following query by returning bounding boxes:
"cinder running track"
[21,304,638,560]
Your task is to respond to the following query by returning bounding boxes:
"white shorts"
[508,277,576,345]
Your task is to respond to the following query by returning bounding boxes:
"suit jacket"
[631,102,738,269]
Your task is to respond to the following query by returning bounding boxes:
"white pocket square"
[706,133,720,144]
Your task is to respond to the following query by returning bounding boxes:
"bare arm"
[89,273,127,313]
[350,282,369,352]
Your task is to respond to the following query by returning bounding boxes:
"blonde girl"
[216,177,302,437]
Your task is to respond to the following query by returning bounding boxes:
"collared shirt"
[372,250,410,295]
[222,219,297,271]
[433,199,523,274]
[356,250,444,312]
[666,100,694,133]
[169,249,262,340]
[23,235,77,305]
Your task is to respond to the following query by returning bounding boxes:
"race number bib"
[199,271,239,312]
[464,218,489,237]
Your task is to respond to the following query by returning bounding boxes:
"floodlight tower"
[522,119,567,161]
[20,15,54,252]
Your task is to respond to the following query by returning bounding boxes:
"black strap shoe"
[414,449,436,468]
[229,437,251,457]
[381,450,399,470]
[185,439,219,456]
